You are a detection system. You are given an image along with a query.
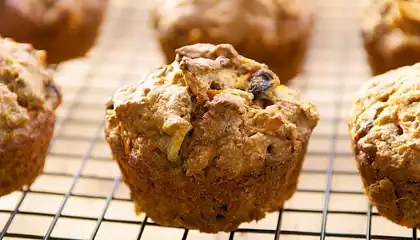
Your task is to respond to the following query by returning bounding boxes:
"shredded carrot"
[206,89,219,98]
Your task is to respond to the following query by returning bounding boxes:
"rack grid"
[0,0,419,239]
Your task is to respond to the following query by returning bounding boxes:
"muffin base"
[157,21,313,85]
[356,153,420,229]
[0,1,108,64]
[364,41,420,76]
[0,111,56,196]
[106,122,309,233]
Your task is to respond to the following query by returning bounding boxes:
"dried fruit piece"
[249,70,273,99]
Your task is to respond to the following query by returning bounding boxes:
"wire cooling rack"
[0,0,419,239]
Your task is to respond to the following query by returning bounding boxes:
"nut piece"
[0,38,62,196]
[105,43,319,233]
[349,63,420,228]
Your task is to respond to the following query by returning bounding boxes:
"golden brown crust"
[0,110,55,196]
[362,0,420,75]
[0,0,108,64]
[105,43,319,232]
[349,63,420,228]
[151,0,313,85]
[0,38,62,196]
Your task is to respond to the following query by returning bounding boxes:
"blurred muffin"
[362,0,420,75]
[105,43,319,232]
[0,38,62,196]
[0,0,108,64]
[151,0,313,85]
[349,63,420,228]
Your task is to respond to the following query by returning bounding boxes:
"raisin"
[249,69,273,99]
[267,145,273,154]
[210,81,221,90]
[48,82,60,97]
[221,204,228,211]
[354,121,374,142]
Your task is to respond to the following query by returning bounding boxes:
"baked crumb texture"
[105,43,319,233]
[349,63,420,228]
[362,0,420,75]
[151,0,313,85]
[0,0,108,64]
[0,38,62,196]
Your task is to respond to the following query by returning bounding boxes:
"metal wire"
[367,204,372,240]
[273,209,284,240]
[43,122,107,239]
[182,230,189,240]
[90,177,121,240]
[137,216,148,240]
[229,232,235,240]
[0,190,29,239]
[0,0,419,239]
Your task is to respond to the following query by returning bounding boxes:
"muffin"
[105,43,319,232]
[0,38,62,196]
[349,63,420,228]
[362,0,420,75]
[151,0,313,85]
[0,0,108,64]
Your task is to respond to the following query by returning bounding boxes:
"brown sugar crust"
[105,43,319,232]
[362,0,420,75]
[0,0,108,64]
[151,0,313,85]
[349,63,420,228]
[0,38,62,196]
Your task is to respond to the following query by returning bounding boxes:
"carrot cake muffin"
[362,0,420,75]
[349,63,420,228]
[105,43,319,232]
[0,0,108,64]
[151,0,314,85]
[0,38,62,196]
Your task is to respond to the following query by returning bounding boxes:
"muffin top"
[107,43,318,180]
[0,38,61,134]
[152,0,312,47]
[349,63,420,172]
[362,0,420,51]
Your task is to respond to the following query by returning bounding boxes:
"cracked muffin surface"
[0,0,108,64]
[0,37,62,196]
[105,43,318,233]
[349,63,420,228]
[362,0,420,75]
[151,0,313,85]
